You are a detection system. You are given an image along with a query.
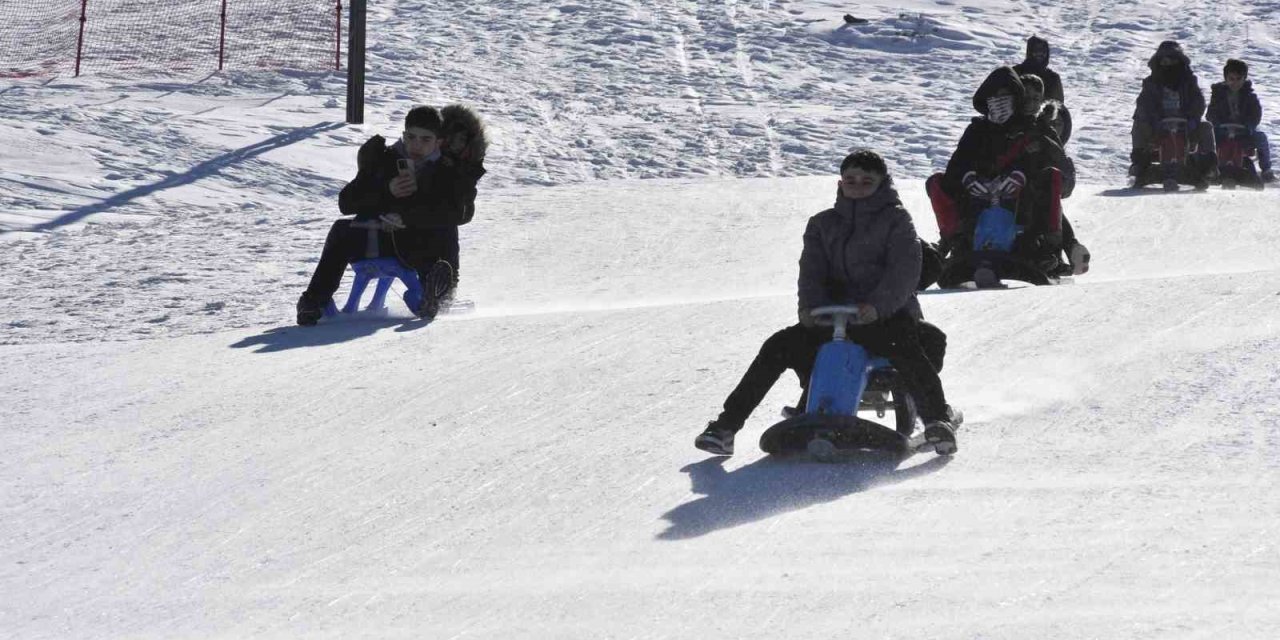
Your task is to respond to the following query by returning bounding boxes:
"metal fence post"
[345,0,366,124]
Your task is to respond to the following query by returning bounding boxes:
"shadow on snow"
[657,452,952,540]
[11,121,345,234]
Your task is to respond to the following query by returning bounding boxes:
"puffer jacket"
[798,183,922,321]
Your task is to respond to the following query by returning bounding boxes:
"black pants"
[717,313,949,431]
[304,219,459,301]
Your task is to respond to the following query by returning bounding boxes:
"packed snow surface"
[3,0,1279,638]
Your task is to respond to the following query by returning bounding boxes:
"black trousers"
[304,219,459,301]
[718,313,949,431]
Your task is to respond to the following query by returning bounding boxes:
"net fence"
[0,0,342,78]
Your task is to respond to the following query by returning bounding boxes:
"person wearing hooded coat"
[926,66,1084,286]
[1013,35,1065,104]
[1129,40,1216,187]
[1206,58,1275,183]
[695,150,958,457]
[296,105,487,326]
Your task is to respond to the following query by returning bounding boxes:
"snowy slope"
[4,0,1280,638]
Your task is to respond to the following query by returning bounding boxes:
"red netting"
[0,0,341,78]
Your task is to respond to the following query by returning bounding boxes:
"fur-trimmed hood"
[1147,40,1191,72]
[440,104,488,165]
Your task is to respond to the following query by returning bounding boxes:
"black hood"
[972,66,1026,115]
[1147,40,1192,80]
[1024,35,1050,69]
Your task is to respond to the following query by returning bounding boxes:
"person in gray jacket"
[696,150,958,456]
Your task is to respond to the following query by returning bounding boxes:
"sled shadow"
[230,316,428,353]
[657,452,951,540]
[15,121,345,234]
[1097,187,1209,197]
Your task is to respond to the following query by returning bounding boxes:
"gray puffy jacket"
[798,184,923,320]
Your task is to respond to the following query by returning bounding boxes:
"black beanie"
[1224,58,1248,78]
[404,106,443,133]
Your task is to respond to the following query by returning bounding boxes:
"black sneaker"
[296,292,326,326]
[417,260,455,320]
[695,421,737,456]
[924,419,957,455]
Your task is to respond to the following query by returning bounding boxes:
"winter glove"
[798,307,817,329]
[997,171,1027,198]
[961,171,990,198]
[357,135,387,172]
[378,213,405,230]
[855,303,879,325]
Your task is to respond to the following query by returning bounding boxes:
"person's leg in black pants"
[715,323,828,432]
[847,312,949,423]
[304,219,396,302]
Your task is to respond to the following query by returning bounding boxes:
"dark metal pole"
[334,1,342,70]
[74,0,89,76]
[345,0,366,124]
[218,0,228,71]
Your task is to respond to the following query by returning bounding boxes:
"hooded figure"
[1129,40,1215,184]
[1134,41,1205,124]
[926,66,1082,282]
[1013,35,1065,103]
[943,66,1074,203]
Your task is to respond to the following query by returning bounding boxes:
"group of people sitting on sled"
[696,36,1276,457]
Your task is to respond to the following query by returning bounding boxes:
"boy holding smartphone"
[296,105,487,325]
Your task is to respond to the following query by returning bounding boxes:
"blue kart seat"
[323,257,424,317]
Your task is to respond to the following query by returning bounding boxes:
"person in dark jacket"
[1129,40,1216,188]
[1013,35,1064,104]
[926,66,1086,285]
[1207,58,1275,183]
[296,105,487,326]
[695,150,958,456]
[1021,73,1072,146]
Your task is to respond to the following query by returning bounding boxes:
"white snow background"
[3,0,1280,637]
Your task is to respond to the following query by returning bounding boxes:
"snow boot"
[924,418,957,455]
[296,292,327,327]
[695,420,737,456]
[416,260,455,320]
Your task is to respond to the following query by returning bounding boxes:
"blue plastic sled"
[323,257,424,318]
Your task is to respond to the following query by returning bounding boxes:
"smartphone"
[397,158,414,175]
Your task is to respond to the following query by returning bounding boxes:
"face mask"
[987,95,1015,124]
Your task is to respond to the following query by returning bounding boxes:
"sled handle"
[1160,116,1188,130]
[809,305,873,340]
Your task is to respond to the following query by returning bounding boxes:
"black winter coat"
[338,136,485,228]
[1133,42,1206,127]
[1206,80,1262,132]
[943,67,1075,198]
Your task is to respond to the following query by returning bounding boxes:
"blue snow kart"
[758,306,955,460]
[938,185,1064,289]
